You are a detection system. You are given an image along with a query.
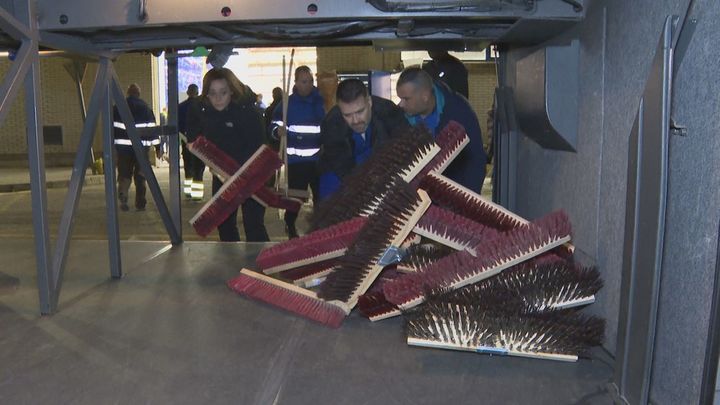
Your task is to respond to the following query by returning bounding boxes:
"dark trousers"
[212,176,270,242]
[181,141,206,181]
[117,150,147,209]
[284,161,319,227]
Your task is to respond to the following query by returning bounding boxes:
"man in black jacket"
[113,83,159,212]
[318,79,410,199]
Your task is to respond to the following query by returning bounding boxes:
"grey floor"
[0,238,615,404]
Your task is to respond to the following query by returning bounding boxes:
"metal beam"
[0,39,33,126]
[166,55,182,235]
[49,60,110,309]
[100,59,122,279]
[0,3,33,40]
[109,68,182,245]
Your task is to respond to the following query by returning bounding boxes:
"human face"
[207,78,232,111]
[294,71,314,97]
[396,82,433,117]
[338,95,372,134]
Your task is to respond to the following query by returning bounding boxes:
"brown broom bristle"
[383,210,573,310]
[318,181,431,307]
[311,126,438,230]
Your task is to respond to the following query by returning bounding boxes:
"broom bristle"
[311,127,438,230]
[414,120,470,181]
[256,216,367,273]
[190,146,282,237]
[188,135,239,180]
[397,243,455,272]
[413,205,493,254]
[383,210,573,310]
[318,182,430,306]
[228,269,348,328]
[405,302,605,361]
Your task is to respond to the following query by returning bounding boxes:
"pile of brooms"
[192,121,605,362]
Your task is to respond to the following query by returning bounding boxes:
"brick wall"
[317,46,402,74]
[467,62,498,146]
[0,53,154,162]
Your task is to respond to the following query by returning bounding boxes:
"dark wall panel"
[650,1,720,402]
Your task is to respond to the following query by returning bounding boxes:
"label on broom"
[377,246,402,267]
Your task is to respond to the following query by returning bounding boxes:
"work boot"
[286,223,299,239]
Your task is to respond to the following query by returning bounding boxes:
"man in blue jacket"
[396,67,486,193]
[318,78,409,199]
[270,66,325,238]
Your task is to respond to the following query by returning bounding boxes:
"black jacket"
[186,99,265,168]
[319,95,409,178]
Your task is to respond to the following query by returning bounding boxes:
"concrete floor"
[0,240,615,404]
[0,165,615,404]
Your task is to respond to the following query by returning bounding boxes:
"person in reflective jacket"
[112,83,159,212]
[270,66,325,238]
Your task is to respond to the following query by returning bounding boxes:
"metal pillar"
[101,59,123,279]
[612,16,674,405]
[166,55,182,234]
[49,61,112,308]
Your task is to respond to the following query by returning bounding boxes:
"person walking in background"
[396,67,486,193]
[178,84,206,201]
[422,50,469,99]
[113,83,160,212]
[264,87,283,147]
[318,78,409,199]
[270,66,325,238]
[186,68,269,242]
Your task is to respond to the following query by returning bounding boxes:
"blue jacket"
[271,87,325,164]
[406,81,486,193]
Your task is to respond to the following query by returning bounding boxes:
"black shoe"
[120,202,129,212]
[136,206,146,212]
[286,224,299,239]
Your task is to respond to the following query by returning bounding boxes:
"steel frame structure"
[0,1,184,314]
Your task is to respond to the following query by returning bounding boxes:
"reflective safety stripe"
[183,179,193,195]
[113,122,158,130]
[287,125,320,134]
[113,138,161,146]
[271,120,284,127]
[287,147,320,157]
[190,182,204,198]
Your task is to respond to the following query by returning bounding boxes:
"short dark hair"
[336,79,368,104]
[295,65,313,81]
[397,66,433,91]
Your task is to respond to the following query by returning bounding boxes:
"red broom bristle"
[414,205,493,254]
[383,210,572,310]
[256,216,367,273]
[420,172,525,231]
[227,269,348,328]
[358,290,401,321]
[188,135,240,181]
[252,187,302,213]
[414,120,470,181]
[190,146,282,237]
